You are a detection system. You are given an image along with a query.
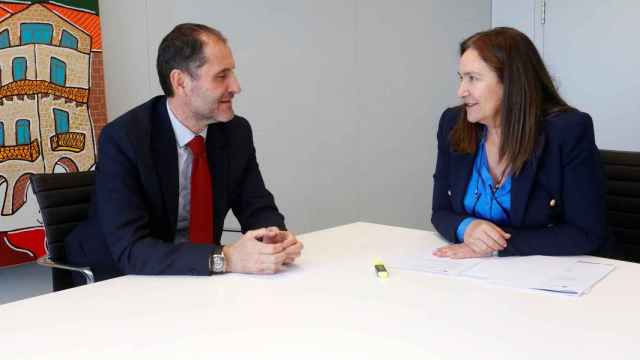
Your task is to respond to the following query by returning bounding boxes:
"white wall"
[492,0,640,152]
[492,0,543,51]
[542,1,640,151]
[99,0,491,234]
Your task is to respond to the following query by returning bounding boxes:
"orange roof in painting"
[0,3,15,20]
[0,2,102,51]
[0,9,11,21]
[0,2,25,13]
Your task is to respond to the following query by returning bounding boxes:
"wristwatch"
[208,250,226,274]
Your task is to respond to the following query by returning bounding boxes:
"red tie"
[186,135,214,244]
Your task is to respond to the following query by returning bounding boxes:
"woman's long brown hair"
[450,27,572,174]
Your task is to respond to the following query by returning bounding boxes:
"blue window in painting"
[0,122,4,146]
[50,57,66,86]
[13,57,27,81]
[16,119,30,145]
[53,109,70,134]
[20,23,53,44]
[0,30,9,49]
[60,30,78,49]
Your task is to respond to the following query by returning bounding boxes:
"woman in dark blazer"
[431,27,608,258]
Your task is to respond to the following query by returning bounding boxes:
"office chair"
[600,149,640,262]
[31,171,95,291]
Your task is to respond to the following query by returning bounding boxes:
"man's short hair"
[156,23,227,97]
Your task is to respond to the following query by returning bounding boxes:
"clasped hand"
[433,219,510,259]
[223,227,303,274]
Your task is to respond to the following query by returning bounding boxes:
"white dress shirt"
[166,100,207,244]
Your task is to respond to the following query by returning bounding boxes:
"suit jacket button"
[549,198,556,207]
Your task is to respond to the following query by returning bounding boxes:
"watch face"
[213,254,225,273]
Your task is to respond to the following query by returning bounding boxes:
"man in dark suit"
[65,23,302,283]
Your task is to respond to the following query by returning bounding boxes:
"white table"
[1,222,638,359]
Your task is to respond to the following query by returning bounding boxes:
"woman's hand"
[462,219,510,254]
[434,220,511,259]
[433,243,489,259]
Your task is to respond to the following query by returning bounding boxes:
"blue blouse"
[455,132,512,242]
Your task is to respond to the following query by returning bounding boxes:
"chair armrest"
[37,256,95,284]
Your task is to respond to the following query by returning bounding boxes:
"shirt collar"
[166,99,208,148]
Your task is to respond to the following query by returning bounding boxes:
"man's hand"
[222,228,288,274]
[261,227,303,265]
[462,219,510,254]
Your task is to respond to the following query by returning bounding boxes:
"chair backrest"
[600,150,640,262]
[30,171,95,290]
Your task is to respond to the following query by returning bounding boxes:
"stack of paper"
[386,253,485,276]
[459,256,615,296]
[388,254,615,296]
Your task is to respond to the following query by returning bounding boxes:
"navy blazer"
[431,107,608,256]
[66,96,286,281]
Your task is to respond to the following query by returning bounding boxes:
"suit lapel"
[151,99,179,237]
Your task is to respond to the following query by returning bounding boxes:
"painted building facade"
[0,1,106,267]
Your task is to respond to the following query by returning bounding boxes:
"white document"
[460,256,570,284]
[530,260,615,296]
[460,256,615,296]
[387,253,486,276]
[388,252,615,296]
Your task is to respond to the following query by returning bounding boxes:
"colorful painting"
[0,0,106,267]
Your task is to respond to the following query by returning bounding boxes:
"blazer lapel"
[511,138,545,226]
[151,99,179,237]
[450,151,475,212]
